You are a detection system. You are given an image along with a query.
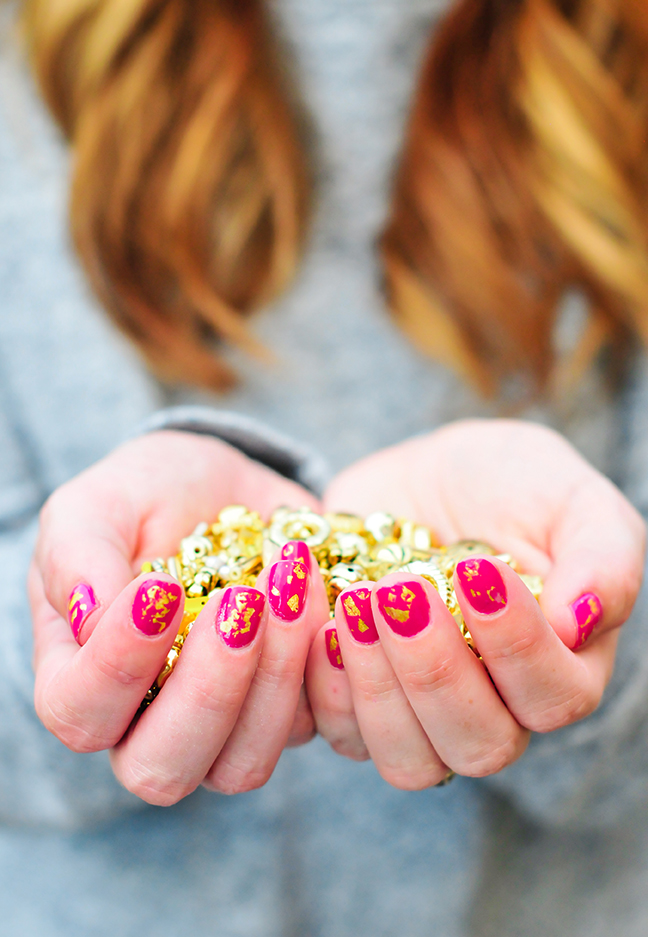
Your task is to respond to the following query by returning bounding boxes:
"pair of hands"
[29,420,645,805]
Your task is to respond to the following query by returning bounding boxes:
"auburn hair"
[22,0,648,397]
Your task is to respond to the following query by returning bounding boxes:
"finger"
[285,684,317,748]
[334,581,449,790]
[538,475,645,648]
[454,556,611,732]
[35,484,136,646]
[369,574,528,777]
[110,586,267,806]
[30,561,78,677]
[305,621,369,761]
[205,542,329,793]
[34,572,184,753]
[34,435,323,647]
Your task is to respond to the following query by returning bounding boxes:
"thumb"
[540,478,645,649]
[34,489,136,646]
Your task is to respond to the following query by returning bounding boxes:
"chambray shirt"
[3,2,648,935]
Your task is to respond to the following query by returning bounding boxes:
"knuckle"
[117,758,194,807]
[378,760,447,791]
[286,710,316,748]
[207,759,273,796]
[457,731,528,778]
[92,655,151,690]
[330,738,370,761]
[36,694,114,753]
[285,726,317,748]
[313,711,367,758]
[182,676,243,722]
[252,652,304,693]
[352,672,402,706]
[520,685,598,733]
[486,630,538,666]
[318,716,369,761]
[402,654,459,696]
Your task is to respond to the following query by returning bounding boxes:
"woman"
[3,0,648,933]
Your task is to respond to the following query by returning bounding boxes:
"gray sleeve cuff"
[139,406,330,496]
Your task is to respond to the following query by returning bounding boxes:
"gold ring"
[435,769,457,787]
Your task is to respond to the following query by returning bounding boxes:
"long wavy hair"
[22,0,648,397]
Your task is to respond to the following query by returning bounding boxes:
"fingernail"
[281,540,311,567]
[456,558,507,615]
[325,627,344,669]
[216,586,265,648]
[132,579,183,635]
[376,579,430,637]
[570,592,602,648]
[268,559,309,621]
[68,583,98,643]
[340,586,379,644]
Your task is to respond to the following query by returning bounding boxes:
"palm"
[324,419,618,578]
[75,431,320,571]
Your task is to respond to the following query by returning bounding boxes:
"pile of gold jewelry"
[139,505,542,709]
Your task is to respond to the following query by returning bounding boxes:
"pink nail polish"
[456,558,507,615]
[570,592,602,648]
[340,586,379,644]
[216,586,265,648]
[268,559,309,621]
[375,579,430,637]
[281,540,311,568]
[132,579,183,635]
[325,627,344,669]
[68,583,98,642]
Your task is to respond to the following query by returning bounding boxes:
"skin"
[306,419,646,786]
[31,430,324,805]
[30,419,645,800]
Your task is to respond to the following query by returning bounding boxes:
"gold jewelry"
[435,769,457,787]
[139,505,543,709]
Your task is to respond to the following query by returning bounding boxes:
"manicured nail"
[268,559,309,621]
[132,579,183,635]
[570,592,602,648]
[216,586,265,648]
[456,558,507,615]
[340,586,379,644]
[375,579,430,637]
[325,627,344,669]
[68,583,98,642]
[281,540,311,567]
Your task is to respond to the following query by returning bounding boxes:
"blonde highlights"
[23,0,309,388]
[383,0,648,396]
[22,0,648,396]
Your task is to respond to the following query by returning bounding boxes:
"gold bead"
[139,504,543,712]
[217,505,249,527]
[398,560,452,608]
[373,542,412,566]
[364,512,398,542]
[325,513,366,535]
[268,509,331,548]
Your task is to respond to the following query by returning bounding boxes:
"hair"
[22,0,648,397]
[23,0,309,388]
[383,0,648,397]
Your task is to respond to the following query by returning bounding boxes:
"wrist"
[137,406,329,495]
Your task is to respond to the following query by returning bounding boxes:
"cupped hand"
[30,430,324,804]
[306,419,646,788]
